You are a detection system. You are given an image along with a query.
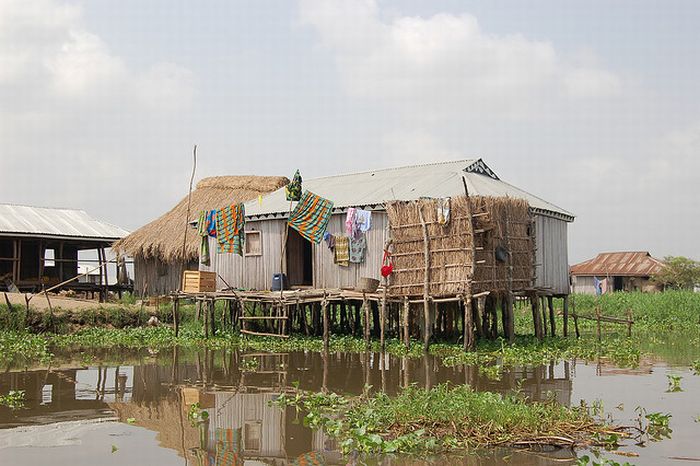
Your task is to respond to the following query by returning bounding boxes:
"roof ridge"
[302,158,477,182]
[0,202,84,212]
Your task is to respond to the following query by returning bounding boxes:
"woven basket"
[356,277,380,293]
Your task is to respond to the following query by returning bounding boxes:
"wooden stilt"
[173,297,180,337]
[380,278,387,350]
[490,295,498,339]
[563,295,569,337]
[547,296,555,336]
[541,296,548,337]
[506,292,515,342]
[362,294,370,347]
[402,296,410,348]
[463,295,474,351]
[322,293,329,351]
[473,298,482,338]
[532,294,543,340]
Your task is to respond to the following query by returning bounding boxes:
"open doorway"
[286,228,313,286]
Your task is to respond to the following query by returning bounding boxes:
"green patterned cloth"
[216,204,245,255]
[285,169,303,201]
[288,190,333,244]
[197,210,210,266]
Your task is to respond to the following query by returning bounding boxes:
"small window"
[244,422,262,451]
[44,248,55,267]
[245,231,262,256]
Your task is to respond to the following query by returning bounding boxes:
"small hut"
[570,251,665,294]
[114,176,288,296]
[0,203,128,293]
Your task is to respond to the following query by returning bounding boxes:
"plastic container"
[271,273,288,291]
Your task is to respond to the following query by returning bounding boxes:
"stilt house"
[202,159,574,297]
[0,203,128,292]
[114,176,288,296]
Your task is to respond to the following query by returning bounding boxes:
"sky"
[0,0,698,263]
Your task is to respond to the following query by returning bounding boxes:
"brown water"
[0,348,698,465]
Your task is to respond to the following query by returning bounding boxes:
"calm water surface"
[0,346,698,465]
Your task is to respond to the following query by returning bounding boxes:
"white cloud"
[300,0,621,118]
[0,0,198,228]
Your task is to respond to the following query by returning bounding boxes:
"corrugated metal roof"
[0,204,129,241]
[245,159,574,221]
[570,252,665,277]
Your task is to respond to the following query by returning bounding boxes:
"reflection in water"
[0,348,575,465]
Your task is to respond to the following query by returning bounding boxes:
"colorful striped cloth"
[288,190,333,244]
[290,451,325,466]
[212,428,242,466]
[197,210,210,266]
[334,236,349,267]
[216,204,245,255]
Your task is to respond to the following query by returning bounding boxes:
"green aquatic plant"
[272,383,626,455]
[0,390,25,409]
[691,360,700,375]
[239,357,259,372]
[187,402,209,427]
[666,374,683,392]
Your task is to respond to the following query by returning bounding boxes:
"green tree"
[652,256,700,290]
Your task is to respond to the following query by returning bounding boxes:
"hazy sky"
[1,0,698,263]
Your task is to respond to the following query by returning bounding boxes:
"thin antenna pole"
[182,145,197,264]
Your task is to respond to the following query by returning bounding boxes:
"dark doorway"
[613,276,624,292]
[286,228,313,286]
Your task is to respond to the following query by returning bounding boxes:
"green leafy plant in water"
[0,390,25,410]
[576,453,633,466]
[635,407,672,443]
[666,374,683,392]
[691,360,700,375]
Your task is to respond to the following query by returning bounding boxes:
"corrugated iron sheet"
[244,159,574,221]
[0,204,129,241]
[570,252,664,277]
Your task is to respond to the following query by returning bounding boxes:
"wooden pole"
[547,295,555,336]
[380,278,387,351]
[463,294,474,351]
[417,203,431,351]
[181,145,197,263]
[532,294,543,340]
[172,297,180,337]
[402,296,410,349]
[363,293,370,347]
[322,293,329,351]
[540,296,548,337]
[626,309,633,337]
[563,295,569,337]
[506,292,515,342]
[573,311,580,339]
[596,306,602,342]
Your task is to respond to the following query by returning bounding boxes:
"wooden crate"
[182,270,217,293]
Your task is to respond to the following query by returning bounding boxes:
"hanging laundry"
[334,236,350,267]
[205,209,217,236]
[197,210,210,266]
[285,169,303,201]
[216,203,246,255]
[288,190,333,244]
[323,231,336,250]
[345,208,357,237]
[349,234,367,263]
[437,197,451,225]
[355,208,372,233]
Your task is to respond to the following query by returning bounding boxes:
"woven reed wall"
[385,196,534,298]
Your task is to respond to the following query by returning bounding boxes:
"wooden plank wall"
[533,215,570,295]
[312,212,387,289]
[202,213,388,291]
[202,219,286,291]
[134,256,195,296]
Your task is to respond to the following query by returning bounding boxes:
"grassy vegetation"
[272,383,625,454]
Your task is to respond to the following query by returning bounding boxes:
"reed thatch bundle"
[386,195,534,298]
[113,175,288,263]
[470,196,534,294]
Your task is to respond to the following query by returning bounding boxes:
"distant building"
[570,251,665,294]
[0,203,128,292]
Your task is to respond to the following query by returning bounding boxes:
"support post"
[417,202,431,351]
[547,295,555,336]
[402,296,410,349]
[322,293,329,351]
[463,294,474,351]
[362,294,370,347]
[506,292,515,342]
[563,295,569,337]
[626,309,633,337]
[595,306,602,342]
[532,294,543,340]
[380,278,387,351]
[172,297,180,337]
[540,296,548,337]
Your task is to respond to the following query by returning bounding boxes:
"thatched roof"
[114,175,288,262]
